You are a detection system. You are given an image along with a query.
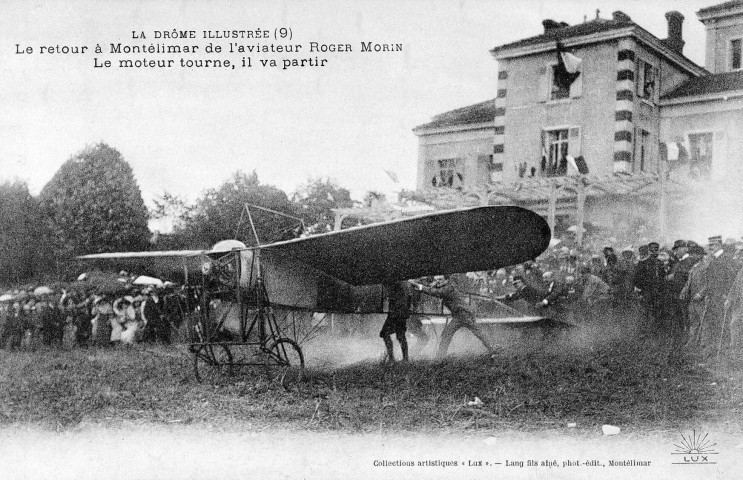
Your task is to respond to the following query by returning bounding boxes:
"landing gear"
[192,343,234,383]
[265,337,305,388]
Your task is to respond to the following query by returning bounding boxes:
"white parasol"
[133,275,164,286]
[33,286,53,296]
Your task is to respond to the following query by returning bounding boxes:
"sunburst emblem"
[673,430,718,454]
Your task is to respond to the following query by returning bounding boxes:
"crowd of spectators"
[3,227,743,362]
[0,272,192,351]
[470,229,743,360]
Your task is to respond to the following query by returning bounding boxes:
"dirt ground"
[0,320,742,479]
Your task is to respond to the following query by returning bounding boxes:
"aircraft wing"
[77,250,207,259]
[77,249,211,280]
[261,205,550,285]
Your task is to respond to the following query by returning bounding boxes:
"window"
[488,158,504,183]
[636,59,657,101]
[541,129,569,176]
[688,133,713,179]
[540,59,582,101]
[732,39,742,71]
[431,158,463,188]
[633,129,650,172]
[550,65,570,100]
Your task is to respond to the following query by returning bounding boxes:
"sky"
[0,0,716,214]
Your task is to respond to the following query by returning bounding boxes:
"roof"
[489,15,705,77]
[413,99,496,131]
[698,0,743,16]
[661,70,743,100]
[490,18,634,55]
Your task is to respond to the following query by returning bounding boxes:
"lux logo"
[672,430,718,466]
[682,455,710,463]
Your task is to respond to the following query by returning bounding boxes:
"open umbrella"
[0,294,14,302]
[133,275,164,286]
[33,286,53,296]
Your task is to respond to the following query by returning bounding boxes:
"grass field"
[0,325,741,438]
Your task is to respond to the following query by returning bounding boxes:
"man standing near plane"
[379,281,412,363]
[411,275,496,359]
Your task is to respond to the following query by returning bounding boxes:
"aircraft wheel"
[193,344,233,383]
[266,338,305,389]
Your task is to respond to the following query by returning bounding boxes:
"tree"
[150,190,194,225]
[292,177,354,233]
[0,180,51,285]
[175,170,297,248]
[39,143,150,260]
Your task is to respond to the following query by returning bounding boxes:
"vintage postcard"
[1,1,742,479]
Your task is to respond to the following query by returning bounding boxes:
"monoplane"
[79,205,551,383]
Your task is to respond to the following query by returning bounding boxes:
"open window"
[540,127,582,177]
[636,59,658,103]
[541,129,568,176]
[430,158,464,188]
[550,65,571,100]
[540,53,583,102]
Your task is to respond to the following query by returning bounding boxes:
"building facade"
[414,1,743,241]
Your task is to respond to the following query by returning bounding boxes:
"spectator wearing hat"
[40,295,64,348]
[414,275,497,359]
[559,252,579,277]
[504,271,548,316]
[535,271,574,325]
[142,288,169,344]
[616,247,636,304]
[576,265,611,312]
[680,245,709,348]
[699,236,740,359]
[71,293,94,347]
[601,249,624,307]
[379,281,413,363]
[24,298,42,350]
[120,305,142,346]
[671,240,688,267]
[724,261,743,351]
[111,296,133,344]
[634,242,664,331]
[667,241,695,341]
[91,295,113,347]
[2,299,26,350]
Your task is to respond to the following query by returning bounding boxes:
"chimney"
[612,11,632,22]
[542,19,564,33]
[664,11,685,54]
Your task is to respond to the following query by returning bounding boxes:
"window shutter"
[636,59,645,97]
[539,65,550,101]
[540,129,547,174]
[570,71,583,98]
[633,127,639,171]
[568,127,582,157]
[653,65,660,103]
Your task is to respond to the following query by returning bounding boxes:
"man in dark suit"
[700,237,740,359]
[634,242,664,331]
[379,281,412,363]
